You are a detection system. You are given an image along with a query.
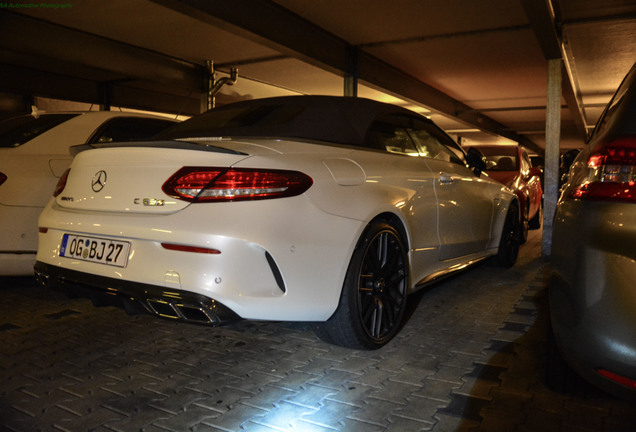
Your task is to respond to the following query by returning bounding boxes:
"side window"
[382,128,419,156]
[366,116,419,156]
[408,120,464,165]
[88,117,177,144]
[365,113,466,163]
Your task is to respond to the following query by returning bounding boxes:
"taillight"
[53,169,70,197]
[162,167,313,202]
[596,368,636,390]
[571,139,636,202]
[0,172,6,186]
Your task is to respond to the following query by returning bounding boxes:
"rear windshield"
[159,104,305,139]
[0,114,79,148]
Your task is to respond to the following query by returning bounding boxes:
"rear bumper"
[0,202,40,275]
[36,195,362,321]
[34,261,240,325]
[550,199,636,400]
[0,252,36,276]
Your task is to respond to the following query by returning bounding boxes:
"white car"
[35,96,520,349]
[0,111,177,275]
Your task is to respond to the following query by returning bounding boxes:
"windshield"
[0,114,79,148]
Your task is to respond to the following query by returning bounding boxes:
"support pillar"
[344,47,358,97]
[98,82,112,111]
[542,58,562,257]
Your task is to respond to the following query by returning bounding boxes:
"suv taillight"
[0,172,6,186]
[596,368,636,390]
[571,138,636,202]
[53,169,70,197]
[162,167,313,202]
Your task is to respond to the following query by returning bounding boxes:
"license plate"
[60,234,131,267]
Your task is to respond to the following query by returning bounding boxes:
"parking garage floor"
[1,230,635,432]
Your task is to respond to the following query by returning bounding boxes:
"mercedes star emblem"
[91,170,107,192]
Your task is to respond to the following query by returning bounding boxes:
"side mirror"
[466,147,487,176]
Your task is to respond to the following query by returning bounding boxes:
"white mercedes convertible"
[35,96,520,349]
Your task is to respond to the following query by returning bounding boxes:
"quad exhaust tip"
[145,298,218,324]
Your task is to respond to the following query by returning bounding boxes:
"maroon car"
[471,145,543,242]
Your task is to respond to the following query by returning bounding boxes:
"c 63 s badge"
[135,198,165,206]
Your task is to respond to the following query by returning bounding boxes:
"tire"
[314,221,409,349]
[545,324,588,395]
[493,202,520,267]
[529,200,543,230]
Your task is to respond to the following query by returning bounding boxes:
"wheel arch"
[512,189,528,220]
[490,194,520,251]
[511,195,521,215]
[508,194,522,223]
[511,196,523,230]
[366,211,410,252]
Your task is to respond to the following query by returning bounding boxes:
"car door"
[364,114,441,282]
[407,119,496,261]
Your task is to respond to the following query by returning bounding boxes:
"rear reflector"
[162,167,313,202]
[596,368,636,390]
[161,243,221,254]
[571,138,636,202]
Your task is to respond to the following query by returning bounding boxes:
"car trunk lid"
[55,141,254,214]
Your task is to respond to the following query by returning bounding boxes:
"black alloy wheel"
[315,222,409,349]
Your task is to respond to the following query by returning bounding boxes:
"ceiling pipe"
[206,60,239,110]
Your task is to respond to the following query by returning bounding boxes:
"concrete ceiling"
[1,0,634,153]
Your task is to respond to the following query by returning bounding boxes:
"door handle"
[439,173,454,184]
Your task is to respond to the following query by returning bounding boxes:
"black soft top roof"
[158,95,427,146]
